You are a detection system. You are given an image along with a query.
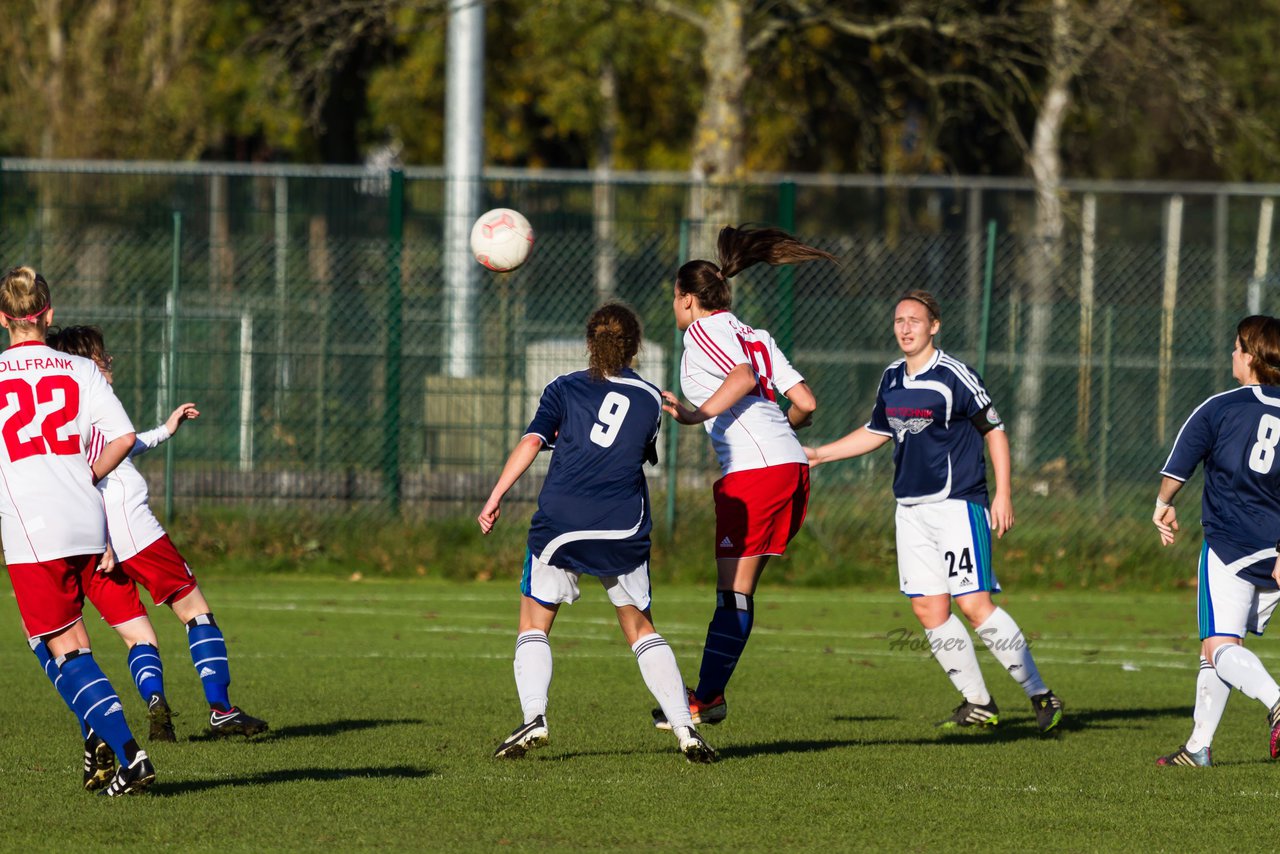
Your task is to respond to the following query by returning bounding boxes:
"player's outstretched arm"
[805,426,890,467]
[165,402,200,435]
[92,432,137,484]
[662,363,757,425]
[984,429,1014,538]
[1152,475,1184,546]
[784,381,816,430]
[478,434,544,534]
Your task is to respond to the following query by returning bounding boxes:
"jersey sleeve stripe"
[1161,387,1241,474]
[938,355,990,403]
[688,322,737,374]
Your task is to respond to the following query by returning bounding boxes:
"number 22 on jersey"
[0,376,81,462]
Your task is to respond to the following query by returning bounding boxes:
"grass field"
[2,576,1278,851]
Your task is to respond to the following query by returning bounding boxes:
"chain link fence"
[2,160,1279,577]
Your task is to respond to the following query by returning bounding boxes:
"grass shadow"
[184,718,427,743]
[154,764,432,796]
[1050,705,1190,734]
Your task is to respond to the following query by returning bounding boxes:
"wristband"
[1155,497,1172,509]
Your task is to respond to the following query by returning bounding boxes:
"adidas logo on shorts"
[719,537,734,548]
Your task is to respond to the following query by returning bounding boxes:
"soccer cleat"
[493,715,549,759]
[673,725,717,764]
[1156,744,1212,767]
[82,731,115,791]
[652,688,728,731]
[1269,700,1280,759]
[1030,690,1064,733]
[937,698,1000,729]
[147,694,176,742]
[209,706,269,737]
[99,751,156,797]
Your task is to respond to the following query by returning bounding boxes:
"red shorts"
[713,463,810,559]
[6,554,98,638]
[83,563,149,627]
[120,534,197,606]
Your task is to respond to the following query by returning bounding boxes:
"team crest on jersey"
[888,416,932,443]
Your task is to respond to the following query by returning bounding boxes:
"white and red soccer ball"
[470,208,535,272]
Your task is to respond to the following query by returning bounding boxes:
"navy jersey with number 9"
[523,367,662,576]
[1162,385,1280,585]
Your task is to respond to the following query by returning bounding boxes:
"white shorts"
[1198,545,1280,639]
[896,499,1000,598]
[520,550,651,611]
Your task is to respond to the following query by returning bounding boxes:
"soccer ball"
[470,208,535,272]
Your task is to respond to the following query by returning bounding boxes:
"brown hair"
[0,266,52,331]
[47,325,109,365]
[897,290,942,323]
[1238,315,1280,385]
[675,225,837,311]
[587,303,642,380]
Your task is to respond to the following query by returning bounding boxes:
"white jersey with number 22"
[679,310,808,476]
[0,341,134,564]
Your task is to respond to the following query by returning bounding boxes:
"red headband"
[1,303,51,323]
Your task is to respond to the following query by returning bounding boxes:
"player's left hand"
[661,391,703,425]
[1272,556,1280,588]
[97,544,118,574]
[990,494,1014,538]
[166,402,200,434]
[477,499,501,534]
[1153,504,1179,546]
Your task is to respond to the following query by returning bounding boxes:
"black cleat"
[147,694,176,742]
[82,731,115,791]
[99,751,156,797]
[209,706,269,737]
[674,725,718,764]
[937,698,1000,729]
[494,715,549,759]
[1156,744,1212,767]
[1030,690,1064,733]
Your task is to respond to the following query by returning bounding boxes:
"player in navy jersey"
[657,225,834,729]
[0,266,155,795]
[1153,315,1280,767]
[807,291,1062,732]
[478,303,715,763]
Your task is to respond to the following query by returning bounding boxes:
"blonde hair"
[0,267,52,330]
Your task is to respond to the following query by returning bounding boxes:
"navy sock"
[127,643,166,704]
[695,590,754,701]
[57,649,139,761]
[30,637,87,738]
[187,614,231,709]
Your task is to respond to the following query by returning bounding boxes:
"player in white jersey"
[40,325,267,744]
[807,291,1063,733]
[656,225,834,728]
[1153,315,1280,767]
[479,304,715,763]
[0,266,155,796]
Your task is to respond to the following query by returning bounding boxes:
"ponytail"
[587,303,643,380]
[675,225,836,310]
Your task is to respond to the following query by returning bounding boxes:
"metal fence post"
[977,220,996,376]
[666,219,690,537]
[777,180,796,353]
[164,212,181,525]
[384,169,405,512]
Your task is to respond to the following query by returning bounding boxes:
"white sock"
[632,633,694,729]
[974,607,1048,697]
[1213,644,1280,710]
[514,630,552,723]
[926,614,991,705]
[1186,657,1230,752]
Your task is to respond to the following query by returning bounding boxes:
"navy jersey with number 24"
[1162,385,1280,587]
[523,367,662,576]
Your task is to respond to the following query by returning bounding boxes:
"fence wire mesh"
[2,162,1278,562]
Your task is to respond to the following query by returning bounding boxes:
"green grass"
[2,576,1276,851]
